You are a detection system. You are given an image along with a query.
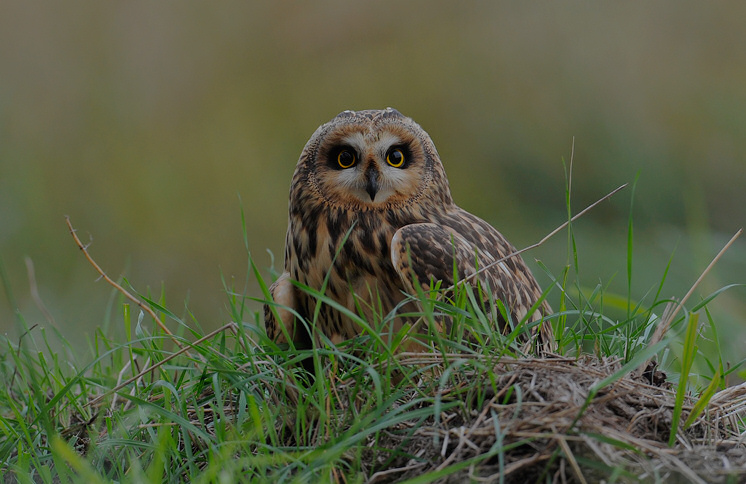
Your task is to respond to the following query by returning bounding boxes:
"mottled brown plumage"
[265,108,553,352]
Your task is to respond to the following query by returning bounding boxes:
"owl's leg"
[264,272,307,347]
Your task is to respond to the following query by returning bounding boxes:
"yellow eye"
[337,150,356,168]
[386,148,405,168]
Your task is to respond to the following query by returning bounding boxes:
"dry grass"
[362,354,746,483]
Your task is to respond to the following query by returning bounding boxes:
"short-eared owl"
[265,108,553,352]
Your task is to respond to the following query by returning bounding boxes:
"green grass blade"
[683,367,721,430]
[669,311,699,446]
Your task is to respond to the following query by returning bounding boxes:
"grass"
[1,177,745,483]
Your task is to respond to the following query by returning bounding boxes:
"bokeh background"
[1,2,744,365]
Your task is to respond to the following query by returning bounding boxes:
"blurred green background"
[1,2,744,366]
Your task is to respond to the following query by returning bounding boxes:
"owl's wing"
[391,221,553,349]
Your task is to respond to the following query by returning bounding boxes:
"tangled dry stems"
[363,354,746,484]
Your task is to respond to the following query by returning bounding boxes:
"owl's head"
[294,108,453,211]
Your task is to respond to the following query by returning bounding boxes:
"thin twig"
[367,460,427,483]
[647,228,743,348]
[65,216,187,351]
[448,183,628,290]
[435,426,467,471]
[87,322,233,407]
[557,434,588,484]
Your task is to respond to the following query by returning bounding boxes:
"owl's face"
[297,108,452,211]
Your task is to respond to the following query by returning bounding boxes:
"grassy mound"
[2,311,744,483]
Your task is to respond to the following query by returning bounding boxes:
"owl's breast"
[285,205,416,340]
[288,206,412,294]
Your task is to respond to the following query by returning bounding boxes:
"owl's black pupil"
[339,151,353,166]
[390,150,403,165]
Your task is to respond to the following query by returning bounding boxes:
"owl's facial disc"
[305,112,440,210]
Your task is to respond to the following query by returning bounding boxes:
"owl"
[264,108,553,354]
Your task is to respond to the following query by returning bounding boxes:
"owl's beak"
[365,168,379,201]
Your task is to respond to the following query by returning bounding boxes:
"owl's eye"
[386,148,405,168]
[337,150,356,169]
